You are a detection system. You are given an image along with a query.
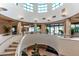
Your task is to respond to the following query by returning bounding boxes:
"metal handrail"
[15,35,26,56]
[0,35,14,46]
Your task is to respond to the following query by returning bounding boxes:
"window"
[23,3,33,12]
[52,3,63,10]
[38,4,47,13]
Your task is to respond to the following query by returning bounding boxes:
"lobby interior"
[0,3,79,56]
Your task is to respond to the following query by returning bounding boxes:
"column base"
[64,35,71,38]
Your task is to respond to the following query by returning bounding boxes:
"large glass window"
[23,3,33,12]
[51,27,54,35]
[38,4,47,13]
[72,24,79,33]
[50,24,64,35]
[52,3,63,10]
[29,27,34,32]
[29,25,41,33]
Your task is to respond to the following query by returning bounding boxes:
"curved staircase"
[0,42,18,56]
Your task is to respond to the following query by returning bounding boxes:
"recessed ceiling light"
[52,15,56,18]
[0,7,7,11]
[34,18,38,22]
[61,15,66,17]
[47,19,50,21]
[20,17,24,19]
[42,17,46,20]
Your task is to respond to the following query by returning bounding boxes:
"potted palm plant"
[71,28,74,35]
[32,43,40,56]
[59,30,63,35]
[2,25,10,36]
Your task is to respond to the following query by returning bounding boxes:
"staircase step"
[12,42,18,44]
[9,44,18,47]
[0,42,18,56]
[0,51,15,56]
[5,50,16,52]
[5,48,16,52]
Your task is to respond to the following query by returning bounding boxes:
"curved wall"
[19,34,60,54]
[18,34,79,56]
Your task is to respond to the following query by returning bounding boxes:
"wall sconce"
[61,8,67,17]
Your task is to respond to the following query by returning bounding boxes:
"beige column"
[64,19,71,38]
[40,24,46,33]
[17,22,22,34]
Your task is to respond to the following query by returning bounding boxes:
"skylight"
[52,3,63,10]
[23,3,63,13]
[38,4,47,13]
[23,3,33,12]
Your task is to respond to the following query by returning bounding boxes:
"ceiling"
[0,3,64,23]
[0,3,79,24]
[51,13,79,24]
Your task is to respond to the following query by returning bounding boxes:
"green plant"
[22,51,28,56]
[32,43,40,56]
[59,30,63,34]
[3,25,10,33]
[71,28,74,35]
